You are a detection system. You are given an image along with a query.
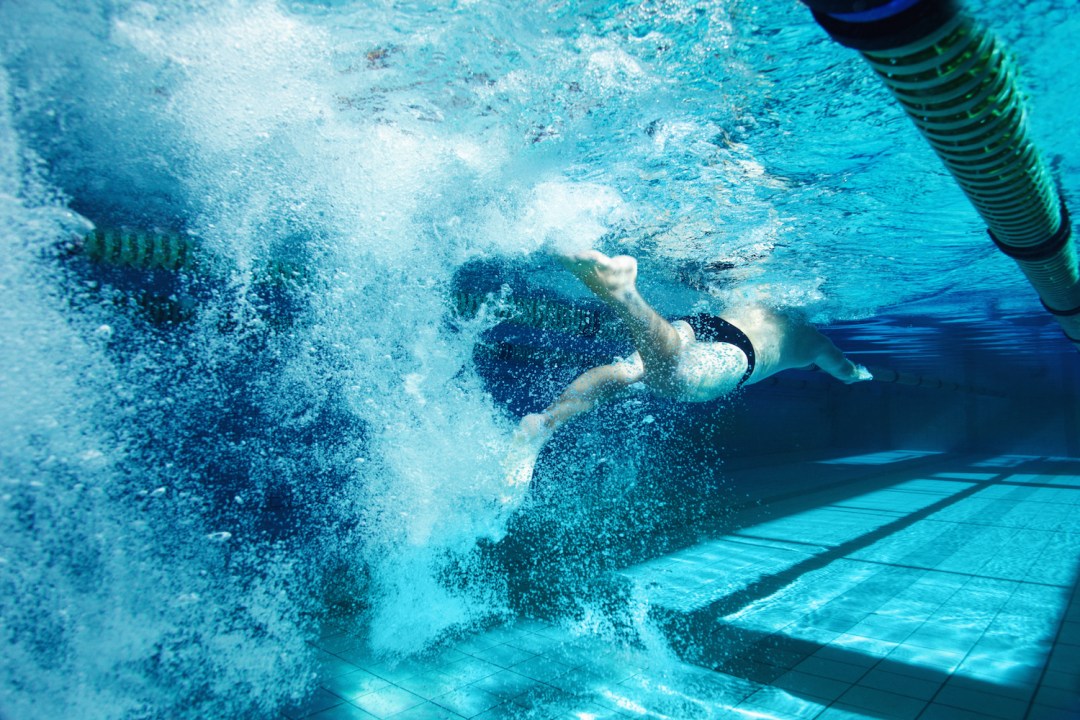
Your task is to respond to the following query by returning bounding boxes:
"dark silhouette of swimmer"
[502,250,871,497]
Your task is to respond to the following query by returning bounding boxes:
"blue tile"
[310,704,380,720]
[940,672,1035,702]
[826,634,897,663]
[441,657,503,685]
[575,654,644,684]
[794,656,870,684]
[902,625,979,653]
[553,702,624,719]
[1041,669,1080,692]
[538,640,608,669]
[471,702,528,720]
[283,689,345,719]
[772,670,852,702]
[871,667,943,700]
[1059,621,1080,646]
[933,683,1029,720]
[739,687,827,719]
[721,656,786,684]
[814,705,874,719]
[455,634,509,655]
[806,610,868,634]
[466,626,528,648]
[760,644,817,671]
[420,649,473,672]
[351,686,426,718]
[505,632,558,655]
[957,644,1046,684]
[509,685,579,717]
[884,643,965,674]
[918,702,1003,720]
[1047,644,1080,675]
[317,650,365,680]
[368,659,434,685]
[324,669,393,702]
[734,698,821,720]
[837,685,926,720]
[324,642,383,670]
[1034,684,1080,711]
[334,646,386,670]
[395,670,464,701]
[545,665,624,696]
[1027,703,1080,720]
[387,702,464,719]
[807,643,881,669]
[787,625,843,647]
[318,635,370,657]
[510,620,557,635]
[509,654,573,683]
[469,670,540,700]
[872,599,939,622]
[431,686,502,718]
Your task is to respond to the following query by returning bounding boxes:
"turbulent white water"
[1,0,1077,717]
[0,1,643,716]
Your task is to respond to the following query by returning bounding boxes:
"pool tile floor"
[289,452,1080,719]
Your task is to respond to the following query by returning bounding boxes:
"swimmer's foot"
[485,414,558,545]
[501,413,552,502]
[558,250,638,303]
[515,412,553,447]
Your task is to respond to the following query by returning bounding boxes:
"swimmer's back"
[715,305,820,383]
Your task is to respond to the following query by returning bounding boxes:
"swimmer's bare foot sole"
[558,250,638,302]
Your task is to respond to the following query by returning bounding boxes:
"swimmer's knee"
[612,359,645,385]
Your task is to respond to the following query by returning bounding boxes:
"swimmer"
[502,250,872,498]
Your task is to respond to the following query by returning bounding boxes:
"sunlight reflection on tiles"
[611,672,760,720]
[714,477,1078,692]
[817,451,943,465]
[736,684,829,719]
[972,455,1041,468]
[730,574,1067,686]
[1007,473,1080,488]
[300,454,1080,720]
[619,538,821,614]
[725,570,1069,691]
[618,479,976,615]
[932,472,1000,481]
[759,479,968,528]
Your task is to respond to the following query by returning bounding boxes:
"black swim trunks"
[679,314,757,389]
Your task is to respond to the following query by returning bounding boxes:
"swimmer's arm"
[812,338,872,384]
[816,353,872,384]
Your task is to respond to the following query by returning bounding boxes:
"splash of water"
[0,0,657,715]
[0,0,922,716]
[0,61,305,720]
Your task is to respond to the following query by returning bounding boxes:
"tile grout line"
[1020,565,1080,720]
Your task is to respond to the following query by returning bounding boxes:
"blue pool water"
[1,1,1078,718]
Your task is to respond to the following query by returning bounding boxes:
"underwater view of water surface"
[2,0,1079,718]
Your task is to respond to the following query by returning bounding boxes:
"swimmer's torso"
[635,321,752,403]
[625,307,812,402]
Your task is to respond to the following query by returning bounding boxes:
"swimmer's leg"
[526,357,645,441]
[559,251,683,374]
[504,358,644,497]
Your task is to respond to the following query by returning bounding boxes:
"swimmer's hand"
[849,364,873,383]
